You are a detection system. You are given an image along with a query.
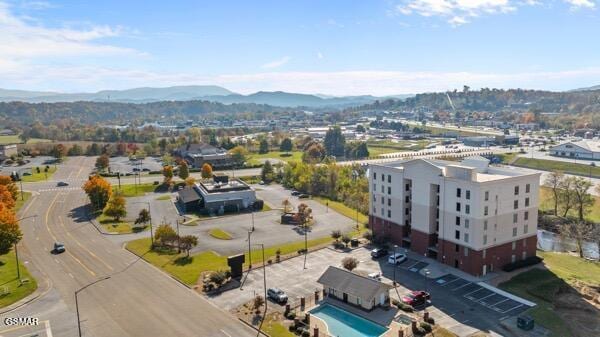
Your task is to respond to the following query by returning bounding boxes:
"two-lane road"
[3,157,256,337]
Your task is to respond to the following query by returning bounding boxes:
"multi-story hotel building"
[369,156,539,276]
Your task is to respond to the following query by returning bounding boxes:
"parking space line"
[464,287,485,300]
[489,298,510,307]
[478,293,500,303]
[499,303,523,314]
[439,277,461,287]
[452,282,472,291]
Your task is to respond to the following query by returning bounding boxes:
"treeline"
[351,88,600,115]
[0,100,295,127]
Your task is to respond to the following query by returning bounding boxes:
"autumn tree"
[201,163,213,180]
[0,206,20,255]
[178,160,190,180]
[179,235,198,256]
[154,223,177,248]
[104,191,126,222]
[229,146,247,166]
[281,199,293,213]
[162,165,174,185]
[341,257,358,271]
[185,176,196,186]
[0,185,16,209]
[82,175,112,211]
[0,175,19,201]
[51,144,67,161]
[95,154,110,172]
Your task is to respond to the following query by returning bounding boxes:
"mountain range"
[0,86,412,108]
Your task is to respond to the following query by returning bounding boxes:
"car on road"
[56,181,69,187]
[290,191,300,196]
[297,193,310,199]
[132,168,140,172]
[142,168,151,172]
[367,272,382,281]
[370,248,388,258]
[267,288,288,304]
[401,290,430,307]
[387,252,407,265]
[53,242,65,254]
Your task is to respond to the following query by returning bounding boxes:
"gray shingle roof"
[317,266,391,300]
[178,187,201,203]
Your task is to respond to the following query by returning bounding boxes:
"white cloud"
[394,0,596,25]
[564,0,596,9]
[261,56,291,69]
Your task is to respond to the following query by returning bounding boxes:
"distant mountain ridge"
[0,86,412,108]
[570,84,600,92]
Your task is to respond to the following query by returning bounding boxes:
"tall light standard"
[392,245,398,286]
[252,243,267,337]
[14,215,38,280]
[75,276,111,337]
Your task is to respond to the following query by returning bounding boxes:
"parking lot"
[108,156,163,174]
[209,247,535,336]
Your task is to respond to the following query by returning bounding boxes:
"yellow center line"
[58,216,114,271]
[45,193,96,277]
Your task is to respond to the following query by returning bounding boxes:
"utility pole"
[75,276,111,337]
[14,215,37,280]
[247,231,252,269]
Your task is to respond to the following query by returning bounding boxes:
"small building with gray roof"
[317,266,392,310]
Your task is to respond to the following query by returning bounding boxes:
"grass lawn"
[425,125,488,137]
[366,140,432,157]
[126,235,334,286]
[262,313,294,337]
[21,166,57,182]
[15,191,32,212]
[247,151,302,165]
[539,186,600,222]
[313,197,368,225]
[512,157,600,178]
[0,135,50,145]
[209,228,232,240]
[499,251,600,337]
[96,213,144,234]
[497,152,518,164]
[0,249,38,308]
[114,183,159,197]
[431,326,458,337]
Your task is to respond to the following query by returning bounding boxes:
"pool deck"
[309,299,410,337]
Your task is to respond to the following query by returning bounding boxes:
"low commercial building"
[174,143,233,169]
[177,175,257,214]
[317,266,392,311]
[369,156,539,277]
[549,140,600,160]
[0,144,18,160]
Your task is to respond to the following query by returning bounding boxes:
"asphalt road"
[2,156,256,337]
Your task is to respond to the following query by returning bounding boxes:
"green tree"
[179,235,198,257]
[356,124,366,133]
[134,208,151,228]
[302,143,326,163]
[280,138,293,152]
[331,230,341,242]
[154,224,177,247]
[261,160,274,183]
[229,146,247,166]
[68,144,83,156]
[259,139,269,154]
[324,126,346,157]
[162,165,174,185]
[104,191,126,222]
[571,177,593,221]
[178,161,190,180]
[341,256,358,271]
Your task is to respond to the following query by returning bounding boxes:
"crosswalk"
[38,187,81,192]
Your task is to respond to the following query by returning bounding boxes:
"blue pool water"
[310,304,387,337]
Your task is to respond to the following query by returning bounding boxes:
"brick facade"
[369,215,404,244]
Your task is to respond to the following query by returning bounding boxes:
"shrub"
[301,330,310,337]
[297,248,307,255]
[397,302,414,312]
[419,322,432,333]
[286,311,296,320]
[502,256,543,272]
[391,299,401,307]
[425,316,435,324]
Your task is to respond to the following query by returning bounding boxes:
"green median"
[0,250,38,308]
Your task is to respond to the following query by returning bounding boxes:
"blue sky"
[0,0,599,95]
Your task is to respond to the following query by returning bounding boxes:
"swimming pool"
[310,304,388,337]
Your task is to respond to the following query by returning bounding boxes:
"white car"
[387,252,407,265]
[367,272,382,281]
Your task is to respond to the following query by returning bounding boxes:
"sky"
[0,0,599,96]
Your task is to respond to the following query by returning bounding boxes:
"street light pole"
[252,243,267,337]
[393,245,398,286]
[14,215,37,281]
[75,276,111,337]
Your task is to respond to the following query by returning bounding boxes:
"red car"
[401,291,430,306]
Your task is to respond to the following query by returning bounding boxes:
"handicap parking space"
[491,298,525,314]
[397,257,419,269]
[434,274,459,286]
[464,287,494,301]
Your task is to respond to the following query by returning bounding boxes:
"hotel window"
[388,210,391,218]
[381,174,384,182]
[484,191,489,201]
[405,208,409,215]
[513,213,518,223]
[405,184,410,191]
[466,190,471,200]
[455,230,460,240]
[456,202,461,212]
[405,196,410,203]
[381,185,384,193]
[512,227,517,237]
[483,220,488,231]
[455,244,460,252]
[373,184,377,192]
[381,197,384,204]
[524,224,528,234]
[514,185,519,195]
[465,205,470,214]
[455,216,461,226]
[484,206,489,216]
[465,219,470,228]
[388,199,391,206]
[524,211,529,221]
[373,172,376,180]
[526,183,530,193]
[512,241,516,250]
[388,187,391,195]
[525,197,530,207]
[483,235,488,245]
[388,175,391,183]
[522,251,527,260]
[457,188,462,198]
[464,233,469,244]
[514,200,519,209]
[381,208,384,216]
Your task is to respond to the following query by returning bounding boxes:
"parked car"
[142,168,151,172]
[267,288,288,304]
[401,290,430,307]
[53,242,65,254]
[56,181,69,187]
[297,194,310,199]
[291,191,300,196]
[367,272,382,281]
[370,248,388,258]
[132,168,140,172]
[387,252,407,265]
